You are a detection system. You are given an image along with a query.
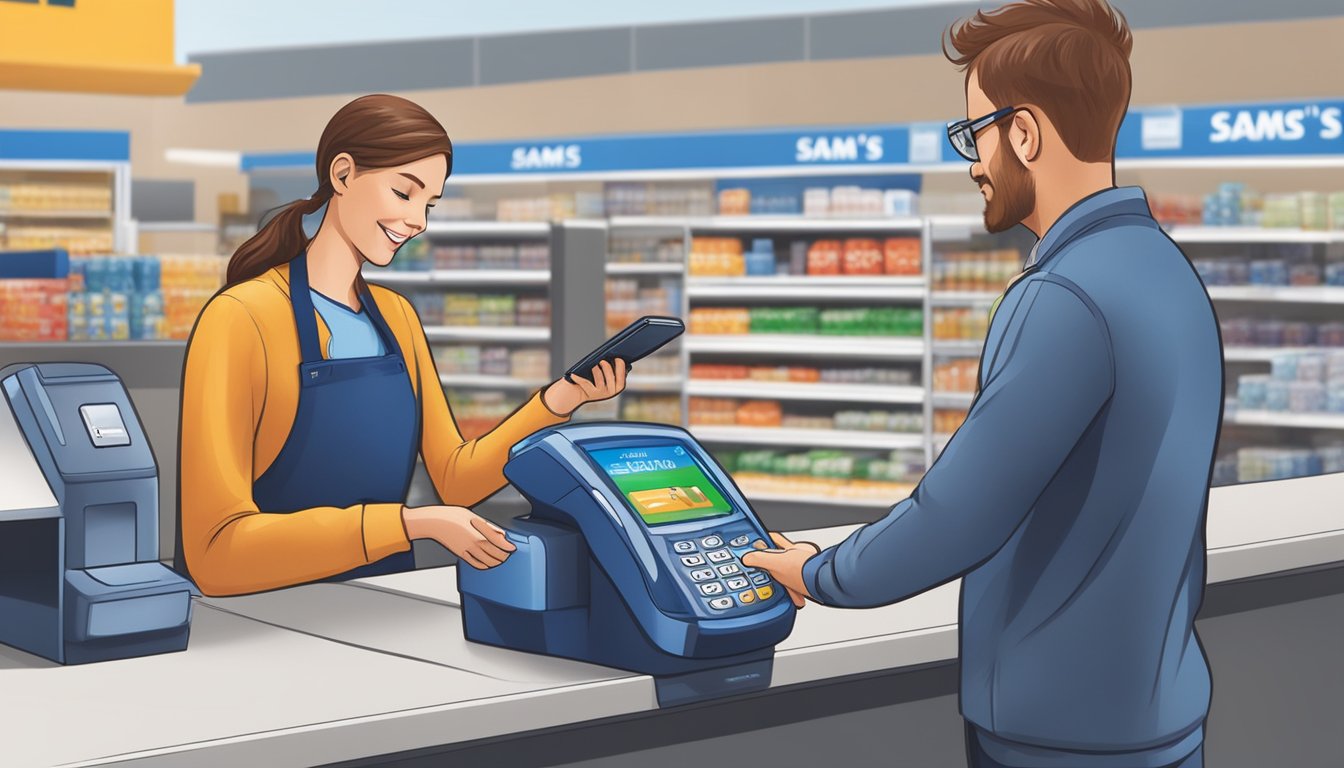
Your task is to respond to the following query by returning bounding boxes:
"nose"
[404,210,426,234]
[970,160,986,182]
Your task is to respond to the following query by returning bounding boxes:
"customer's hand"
[401,505,516,569]
[740,532,821,608]
[542,359,628,417]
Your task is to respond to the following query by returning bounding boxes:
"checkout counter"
[1,382,1343,765]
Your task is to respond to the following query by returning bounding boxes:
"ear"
[1010,109,1042,165]
[329,153,355,195]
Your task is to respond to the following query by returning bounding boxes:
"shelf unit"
[681,216,933,505]
[690,425,925,451]
[1230,410,1344,431]
[0,157,132,255]
[1167,227,1344,244]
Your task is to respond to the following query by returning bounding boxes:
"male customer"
[744,2,1224,766]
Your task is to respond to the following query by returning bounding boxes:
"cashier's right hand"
[402,505,516,569]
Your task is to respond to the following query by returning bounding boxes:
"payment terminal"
[457,423,796,706]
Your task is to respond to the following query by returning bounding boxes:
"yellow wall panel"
[0,0,175,68]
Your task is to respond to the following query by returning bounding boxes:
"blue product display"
[0,249,70,279]
[458,423,796,707]
[0,363,195,665]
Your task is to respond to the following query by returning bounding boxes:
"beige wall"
[1,15,1342,220]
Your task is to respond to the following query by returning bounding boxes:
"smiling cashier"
[175,95,626,596]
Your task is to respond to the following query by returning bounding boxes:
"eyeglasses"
[946,106,1018,162]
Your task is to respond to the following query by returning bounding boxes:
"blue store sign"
[1119,100,1344,158]
[241,99,1344,176]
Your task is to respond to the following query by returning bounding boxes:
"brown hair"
[225,94,453,287]
[943,0,1133,163]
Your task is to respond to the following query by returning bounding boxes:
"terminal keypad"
[668,530,779,613]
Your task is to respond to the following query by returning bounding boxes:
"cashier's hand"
[740,533,820,608]
[542,359,628,417]
[402,505,516,570]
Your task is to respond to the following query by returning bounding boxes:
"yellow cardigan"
[178,263,567,596]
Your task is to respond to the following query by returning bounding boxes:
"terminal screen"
[586,443,733,526]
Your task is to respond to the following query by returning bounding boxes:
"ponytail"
[225,184,332,287]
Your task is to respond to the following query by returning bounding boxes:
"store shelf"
[690,425,924,450]
[1168,227,1344,244]
[438,374,549,389]
[1205,286,1344,304]
[622,375,685,393]
[686,334,925,359]
[134,221,217,233]
[931,340,984,357]
[684,217,924,233]
[1229,410,1344,431]
[605,262,684,275]
[0,210,113,221]
[607,217,693,231]
[735,490,907,509]
[423,221,551,238]
[932,392,975,409]
[930,291,1000,306]
[685,276,924,301]
[687,380,924,404]
[363,269,550,286]
[422,326,550,343]
[1223,346,1344,363]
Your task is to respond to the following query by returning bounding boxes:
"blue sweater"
[802,187,1222,766]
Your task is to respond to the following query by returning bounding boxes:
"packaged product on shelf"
[689,237,744,277]
[883,238,922,276]
[689,397,738,425]
[0,278,68,341]
[510,349,550,380]
[842,239,883,275]
[745,239,777,276]
[516,297,551,327]
[518,244,550,270]
[620,395,681,425]
[806,240,842,275]
[717,189,751,216]
[1300,192,1329,231]
[427,198,474,221]
[751,306,819,334]
[749,192,800,216]
[934,408,968,435]
[0,181,112,214]
[434,345,481,375]
[735,400,782,427]
[478,294,517,327]
[779,414,834,430]
[479,346,510,376]
[803,188,830,218]
[883,190,918,218]
[444,293,481,326]
[689,307,750,335]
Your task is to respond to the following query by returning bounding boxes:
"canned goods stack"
[933,308,990,341]
[1237,351,1344,414]
[934,249,1022,292]
[0,278,67,341]
[688,237,744,276]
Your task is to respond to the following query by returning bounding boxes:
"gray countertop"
[3,472,1343,767]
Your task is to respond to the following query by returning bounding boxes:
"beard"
[978,142,1036,234]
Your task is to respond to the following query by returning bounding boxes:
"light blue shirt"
[803,187,1222,766]
[310,290,386,359]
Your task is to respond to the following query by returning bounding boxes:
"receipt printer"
[0,363,194,664]
[458,423,796,706]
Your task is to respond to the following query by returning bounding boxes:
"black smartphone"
[565,316,684,383]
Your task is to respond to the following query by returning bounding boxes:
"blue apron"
[251,253,419,580]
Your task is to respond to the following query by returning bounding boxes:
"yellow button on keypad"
[738,590,756,604]
[755,585,774,601]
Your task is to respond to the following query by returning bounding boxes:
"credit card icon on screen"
[628,486,713,515]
